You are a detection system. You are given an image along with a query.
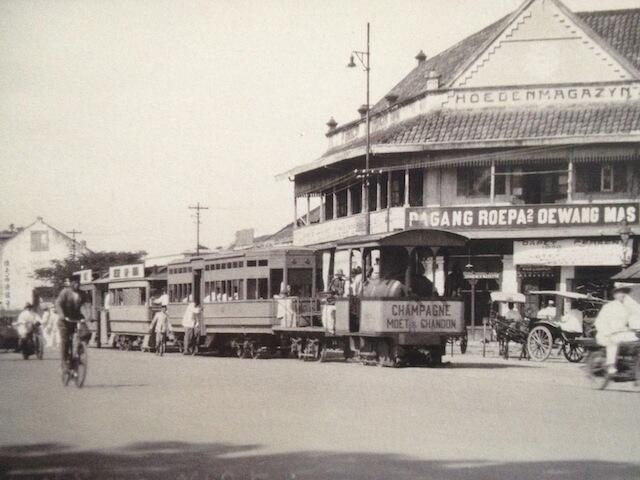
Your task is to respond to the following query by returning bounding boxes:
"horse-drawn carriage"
[525,291,605,362]
[490,290,606,362]
[489,292,529,360]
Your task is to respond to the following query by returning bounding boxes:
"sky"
[1,0,639,256]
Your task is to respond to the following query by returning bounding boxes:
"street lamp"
[347,22,371,235]
[463,262,478,341]
[619,220,633,267]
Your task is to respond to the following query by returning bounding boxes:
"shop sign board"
[359,299,465,334]
[514,239,625,267]
[406,203,639,230]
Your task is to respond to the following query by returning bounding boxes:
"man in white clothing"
[595,287,639,374]
[537,300,557,320]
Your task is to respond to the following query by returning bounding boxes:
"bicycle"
[61,319,88,388]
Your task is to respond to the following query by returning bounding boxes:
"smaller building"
[0,217,91,310]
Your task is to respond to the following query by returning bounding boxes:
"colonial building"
[281,0,640,326]
[0,217,91,310]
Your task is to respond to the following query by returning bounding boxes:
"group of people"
[12,300,66,352]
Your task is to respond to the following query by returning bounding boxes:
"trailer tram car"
[167,248,318,356]
[167,229,467,366]
[105,263,167,350]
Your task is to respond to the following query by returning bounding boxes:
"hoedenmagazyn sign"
[406,203,639,230]
[359,300,465,334]
[514,239,626,267]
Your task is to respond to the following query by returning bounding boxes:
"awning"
[336,228,468,249]
[611,262,640,283]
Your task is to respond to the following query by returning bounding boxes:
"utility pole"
[67,229,82,259]
[188,203,209,256]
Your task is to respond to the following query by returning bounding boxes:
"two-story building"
[280,0,640,327]
[0,217,91,310]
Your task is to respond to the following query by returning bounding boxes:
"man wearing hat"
[537,299,557,320]
[595,286,639,374]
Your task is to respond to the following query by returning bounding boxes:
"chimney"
[385,93,398,106]
[415,50,427,65]
[357,104,369,118]
[326,117,337,133]
[426,70,440,91]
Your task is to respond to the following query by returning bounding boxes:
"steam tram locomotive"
[166,228,468,366]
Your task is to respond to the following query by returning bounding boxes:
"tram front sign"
[360,300,465,334]
[406,202,639,230]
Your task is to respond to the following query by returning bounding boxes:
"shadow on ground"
[1,442,638,480]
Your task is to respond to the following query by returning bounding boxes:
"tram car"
[167,228,467,366]
[167,247,318,356]
[104,263,167,350]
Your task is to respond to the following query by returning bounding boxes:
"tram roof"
[336,228,468,249]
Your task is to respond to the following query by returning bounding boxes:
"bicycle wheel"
[74,342,88,388]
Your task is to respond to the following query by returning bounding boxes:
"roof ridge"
[577,8,640,16]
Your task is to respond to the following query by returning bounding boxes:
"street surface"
[1,345,639,479]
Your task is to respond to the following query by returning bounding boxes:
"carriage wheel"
[587,350,609,390]
[562,343,585,363]
[527,326,553,362]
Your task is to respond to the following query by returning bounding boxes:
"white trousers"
[322,305,336,333]
[600,331,638,366]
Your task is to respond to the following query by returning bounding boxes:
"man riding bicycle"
[55,276,85,368]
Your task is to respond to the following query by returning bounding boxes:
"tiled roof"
[325,102,640,155]
[579,9,640,73]
[369,14,513,115]
[366,8,640,118]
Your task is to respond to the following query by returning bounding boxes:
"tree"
[34,250,147,293]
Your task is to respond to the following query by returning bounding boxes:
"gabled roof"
[338,5,640,135]
[368,13,514,116]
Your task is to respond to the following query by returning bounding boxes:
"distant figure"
[537,300,557,320]
[154,289,169,307]
[328,270,346,297]
[41,304,59,348]
[560,301,583,334]
[181,302,198,355]
[410,262,433,297]
[12,303,38,352]
[504,302,522,324]
[351,267,363,296]
[150,305,172,353]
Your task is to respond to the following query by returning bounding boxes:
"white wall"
[0,219,89,309]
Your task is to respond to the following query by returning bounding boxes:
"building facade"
[282,0,640,325]
[0,218,91,310]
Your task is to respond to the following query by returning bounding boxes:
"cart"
[489,292,529,360]
[526,291,607,363]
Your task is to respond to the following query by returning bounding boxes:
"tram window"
[239,261,244,268]
[227,262,232,269]
[258,259,268,267]
[247,260,257,267]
